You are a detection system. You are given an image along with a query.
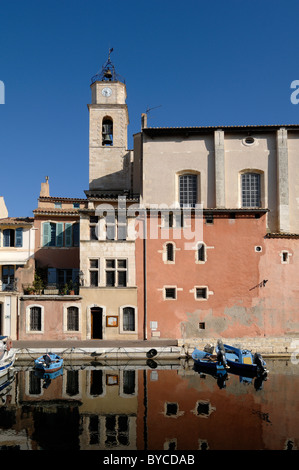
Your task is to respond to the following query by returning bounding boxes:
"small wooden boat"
[0,336,15,378]
[192,341,229,373]
[216,342,267,378]
[34,352,63,373]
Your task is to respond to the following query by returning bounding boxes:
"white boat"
[0,336,15,378]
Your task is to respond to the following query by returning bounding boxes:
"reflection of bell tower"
[87,49,130,193]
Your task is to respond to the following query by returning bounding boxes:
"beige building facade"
[133,125,299,234]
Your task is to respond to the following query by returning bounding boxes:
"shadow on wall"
[89,152,132,192]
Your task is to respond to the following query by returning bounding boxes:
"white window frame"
[26,304,45,334]
[193,286,210,301]
[119,305,138,334]
[195,242,206,264]
[63,303,81,333]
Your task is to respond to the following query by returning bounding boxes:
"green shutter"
[56,223,64,247]
[42,223,51,246]
[15,227,23,247]
[65,223,72,247]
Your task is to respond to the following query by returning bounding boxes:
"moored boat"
[192,341,229,373]
[0,336,16,378]
[216,342,267,378]
[34,352,63,373]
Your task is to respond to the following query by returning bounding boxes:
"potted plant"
[68,280,75,295]
[33,272,44,295]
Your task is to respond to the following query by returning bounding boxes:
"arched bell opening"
[102,117,113,146]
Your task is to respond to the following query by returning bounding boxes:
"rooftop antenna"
[142,105,162,129]
[145,105,162,115]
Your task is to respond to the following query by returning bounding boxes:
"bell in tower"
[102,118,113,146]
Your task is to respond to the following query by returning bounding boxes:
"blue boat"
[34,352,63,373]
[216,342,267,378]
[192,341,229,373]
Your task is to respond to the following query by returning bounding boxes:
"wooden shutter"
[15,227,23,247]
[47,268,57,285]
[65,223,73,247]
[73,223,79,247]
[56,223,64,247]
[42,223,51,246]
[3,229,10,247]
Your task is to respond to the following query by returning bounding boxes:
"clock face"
[102,87,112,97]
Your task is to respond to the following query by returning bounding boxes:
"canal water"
[0,358,298,451]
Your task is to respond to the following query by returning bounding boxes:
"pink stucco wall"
[136,213,298,340]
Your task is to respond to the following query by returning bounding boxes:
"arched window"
[179,174,197,207]
[122,307,135,332]
[197,243,206,262]
[241,172,261,207]
[67,306,79,331]
[166,243,174,262]
[102,117,113,146]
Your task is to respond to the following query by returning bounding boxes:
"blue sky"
[1,0,299,217]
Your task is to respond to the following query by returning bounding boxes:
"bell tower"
[88,50,130,193]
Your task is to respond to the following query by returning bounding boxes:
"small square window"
[199,322,205,330]
[205,214,214,224]
[166,402,178,416]
[165,287,176,299]
[73,202,80,208]
[196,287,208,299]
[54,202,62,209]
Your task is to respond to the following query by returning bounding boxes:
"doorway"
[91,307,103,339]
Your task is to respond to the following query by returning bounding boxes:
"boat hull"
[0,354,16,378]
[192,348,227,372]
[218,343,267,378]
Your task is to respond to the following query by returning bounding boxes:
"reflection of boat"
[0,336,16,378]
[193,362,229,389]
[34,353,63,373]
[192,341,228,373]
[216,343,268,378]
[35,367,63,389]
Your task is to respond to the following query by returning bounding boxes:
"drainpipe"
[143,217,147,340]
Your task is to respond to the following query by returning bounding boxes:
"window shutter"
[3,229,10,247]
[65,223,73,247]
[42,223,51,246]
[72,268,80,284]
[15,227,23,247]
[56,223,64,247]
[47,268,57,285]
[73,223,79,247]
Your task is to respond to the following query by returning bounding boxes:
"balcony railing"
[22,283,79,296]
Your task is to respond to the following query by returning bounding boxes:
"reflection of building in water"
[1,362,299,450]
[15,366,138,450]
[78,366,138,450]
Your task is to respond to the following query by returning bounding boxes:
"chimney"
[40,176,50,197]
[141,113,147,129]
[0,197,8,218]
